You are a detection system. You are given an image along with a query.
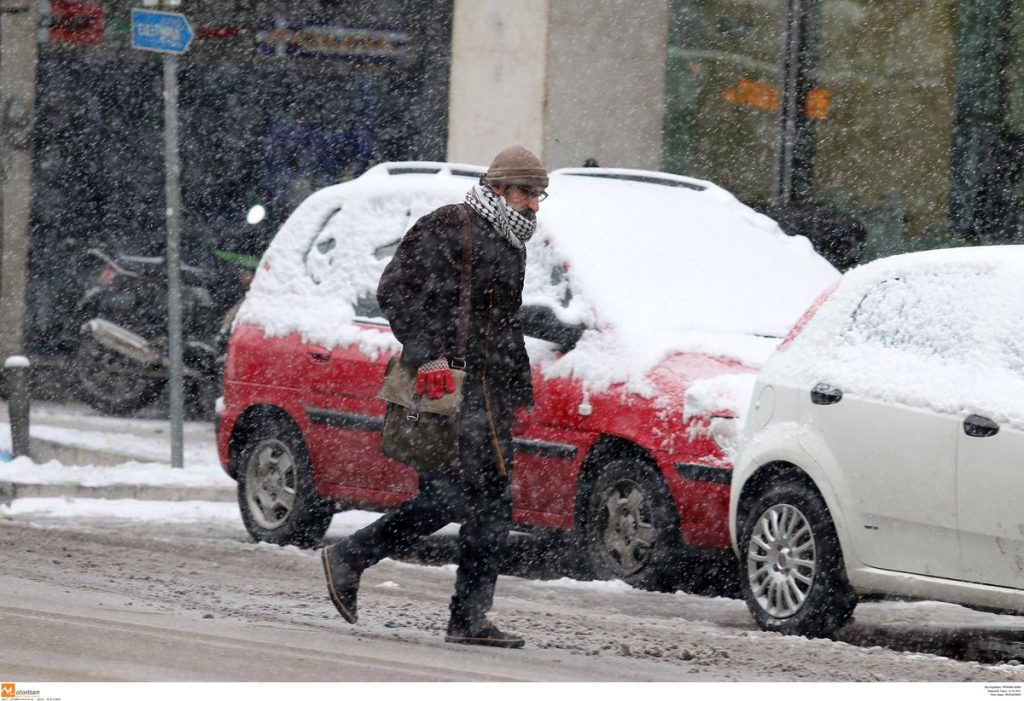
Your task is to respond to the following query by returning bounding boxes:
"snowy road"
[6,505,1024,683]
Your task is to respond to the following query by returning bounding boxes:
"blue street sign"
[131,8,193,54]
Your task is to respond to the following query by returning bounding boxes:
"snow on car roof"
[530,168,837,393]
[236,162,838,396]
[540,168,836,336]
[762,244,1024,430]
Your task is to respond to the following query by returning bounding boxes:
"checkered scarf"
[464,184,537,250]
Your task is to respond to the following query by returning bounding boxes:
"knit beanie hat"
[483,145,549,189]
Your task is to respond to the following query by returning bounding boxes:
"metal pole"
[164,54,184,468]
[5,355,29,458]
[771,0,820,208]
[0,2,37,368]
[772,0,803,207]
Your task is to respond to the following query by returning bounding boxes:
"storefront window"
[811,2,958,257]
[664,0,968,264]
[949,0,1024,245]
[26,0,452,359]
[662,0,783,205]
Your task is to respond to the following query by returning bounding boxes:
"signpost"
[131,7,192,469]
[130,8,193,54]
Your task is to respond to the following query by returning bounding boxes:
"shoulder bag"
[378,205,474,471]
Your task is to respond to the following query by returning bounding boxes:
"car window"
[300,200,421,326]
[546,261,573,308]
[352,239,402,323]
[841,271,982,361]
[302,207,345,285]
[524,237,577,311]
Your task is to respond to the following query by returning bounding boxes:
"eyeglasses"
[514,185,548,202]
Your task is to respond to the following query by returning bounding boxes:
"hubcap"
[746,503,816,618]
[599,481,655,577]
[245,439,297,529]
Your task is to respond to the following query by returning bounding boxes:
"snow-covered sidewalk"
[0,401,236,503]
[9,404,1024,679]
[0,400,449,539]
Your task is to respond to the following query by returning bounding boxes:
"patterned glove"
[415,358,455,399]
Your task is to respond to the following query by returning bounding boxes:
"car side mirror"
[519,304,584,353]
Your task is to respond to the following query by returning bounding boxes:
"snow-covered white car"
[217,161,836,591]
[730,245,1024,637]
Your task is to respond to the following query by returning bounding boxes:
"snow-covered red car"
[731,246,1024,636]
[216,161,837,590]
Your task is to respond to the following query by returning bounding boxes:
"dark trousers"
[345,382,514,624]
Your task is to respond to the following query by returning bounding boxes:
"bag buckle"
[450,357,467,370]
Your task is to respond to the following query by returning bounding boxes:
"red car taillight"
[97,265,118,287]
[777,280,840,350]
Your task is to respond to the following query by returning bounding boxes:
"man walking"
[321,146,548,648]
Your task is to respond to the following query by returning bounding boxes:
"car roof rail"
[552,167,713,193]
[363,161,487,180]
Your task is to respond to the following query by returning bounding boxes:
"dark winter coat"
[377,202,534,413]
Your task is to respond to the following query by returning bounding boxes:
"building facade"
[27,0,452,358]
[447,0,669,172]
[19,0,1024,361]
[451,0,1024,266]
[662,0,1024,261]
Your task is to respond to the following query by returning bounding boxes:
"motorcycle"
[74,206,264,417]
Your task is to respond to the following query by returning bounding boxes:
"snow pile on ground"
[0,406,228,487]
[763,245,1024,430]
[236,163,838,400]
[8,423,217,465]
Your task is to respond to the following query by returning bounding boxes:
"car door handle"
[811,383,843,405]
[308,347,331,364]
[963,414,999,438]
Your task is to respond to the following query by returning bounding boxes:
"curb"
[0,436,236,507]
[0,481,236,506]
[30,437,172,468]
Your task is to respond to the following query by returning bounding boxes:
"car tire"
[75,336,165,416]
[738,481,857,637]
[582,458,687,591]
[236,421,334,548]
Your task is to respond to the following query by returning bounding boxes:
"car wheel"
[75,336,165,416]
[236,421,333,548]
[582,458,687,591]
[738,481,857,637]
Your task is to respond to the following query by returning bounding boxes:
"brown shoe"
[321,545,360,624]
[445,618,524,648]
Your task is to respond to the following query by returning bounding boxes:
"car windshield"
[534,171,839,343]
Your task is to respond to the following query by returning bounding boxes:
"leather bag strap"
[453,204,475,367]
